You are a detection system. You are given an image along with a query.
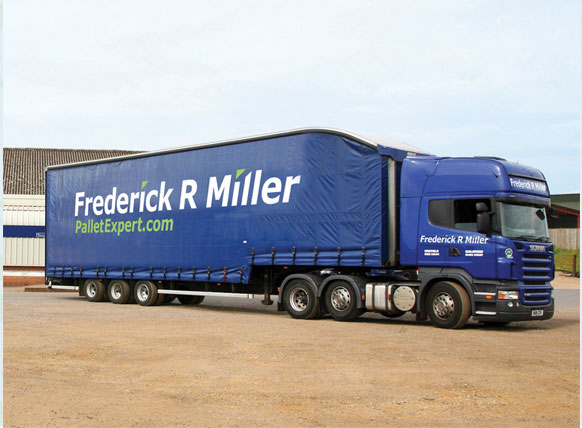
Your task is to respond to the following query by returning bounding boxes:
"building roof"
[4,148,142,195]
[551,193,580,212]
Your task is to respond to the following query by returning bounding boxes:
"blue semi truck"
[46,128,554,328]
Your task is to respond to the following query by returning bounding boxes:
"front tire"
[84,279,105,302]
[283,280,319,319]
[324,281,363,321]
[134,281,159,306]
[426,281,471,329]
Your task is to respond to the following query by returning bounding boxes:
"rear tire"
[426,281,471,329]
[84,279,105,302]
[178,295,205,305]
[283,280,319,319]
[324,281,363,321]
[108,280,131,304]
[134,281,159,306]
[381,309,405,318]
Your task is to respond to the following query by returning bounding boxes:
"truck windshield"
[498,203,550,242]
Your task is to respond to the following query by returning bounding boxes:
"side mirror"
[549,207,559,219]
[477,212,491,234]
[476,202,489,213]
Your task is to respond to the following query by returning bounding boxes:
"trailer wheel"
[177,295,205,305]
[134,281,159,306]
[283,280,319,319]
[324,281,362,321]
[108,280,131,304]
[426,281,471,329]
[84,279,105,302]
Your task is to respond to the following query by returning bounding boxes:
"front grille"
[524,262,548,268]
[524,254,551,260]
[520,287,552,305]
[523,280,546,286]
[522,252,553,282]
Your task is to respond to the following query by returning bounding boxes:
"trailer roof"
[45,127,431,171]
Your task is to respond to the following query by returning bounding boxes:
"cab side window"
[428,199,452,228]
[429,198,490,231]
[454,199,490,231]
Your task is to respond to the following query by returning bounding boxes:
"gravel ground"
[3,278,579,428]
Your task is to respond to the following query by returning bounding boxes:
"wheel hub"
[138,284,149,301]
[433,292,455,319]
[87,283,97,298]
[290,288,309,312]
[112,284,122,299]
[331,287,351,311]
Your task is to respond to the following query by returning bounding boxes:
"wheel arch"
[278,273,322,304]
[318,275,365,309]
[417,272,475,320]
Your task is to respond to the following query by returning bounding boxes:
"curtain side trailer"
[46,128,554,328]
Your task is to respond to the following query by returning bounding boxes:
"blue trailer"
[46,128,555,328]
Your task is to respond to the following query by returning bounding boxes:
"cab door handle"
[449,247,461,257]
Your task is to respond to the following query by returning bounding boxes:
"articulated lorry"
[46,128,555,328]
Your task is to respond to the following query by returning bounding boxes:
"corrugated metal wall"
[3,195,45,267]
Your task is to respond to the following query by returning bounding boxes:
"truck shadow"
[55,296,576,330]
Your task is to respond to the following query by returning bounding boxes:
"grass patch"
[554,248,580,274]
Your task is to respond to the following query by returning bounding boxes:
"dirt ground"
[4,276,579,428]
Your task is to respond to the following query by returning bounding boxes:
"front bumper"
[473,298,554,323]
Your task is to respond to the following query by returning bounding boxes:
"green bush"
[554,248,580,274]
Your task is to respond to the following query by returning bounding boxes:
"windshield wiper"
[508,235,550,242]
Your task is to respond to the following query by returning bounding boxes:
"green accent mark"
[236,169,246,179]
[141,180,149,189]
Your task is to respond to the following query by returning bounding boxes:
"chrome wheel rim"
[137,284,150,302]
[111,283,122,300]
[290,288,309,312]
[86,282,97,298]
[433,292,455,320]
[330,286,351,311]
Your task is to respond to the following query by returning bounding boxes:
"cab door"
[420,197,497,279]
[445,198,497,279]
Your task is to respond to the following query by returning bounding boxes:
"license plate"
[532,309,544,317]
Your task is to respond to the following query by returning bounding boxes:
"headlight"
[498,290,519,300]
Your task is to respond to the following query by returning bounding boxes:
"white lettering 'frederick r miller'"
[74,170,302,217]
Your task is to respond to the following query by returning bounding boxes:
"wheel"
[177,295,205,305]
[108,280,131,304]
[163,295,176,304]
[283,280,319,319]
[134,280,159,306]
[324,281,363,321]
[84,279,105,302]
[426,281,471,329]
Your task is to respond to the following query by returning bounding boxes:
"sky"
[3,0,581,194]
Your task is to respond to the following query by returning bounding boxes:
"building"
[549,193,580,250]
[3,148,140,286]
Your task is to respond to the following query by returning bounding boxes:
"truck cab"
[400,156,554,326]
